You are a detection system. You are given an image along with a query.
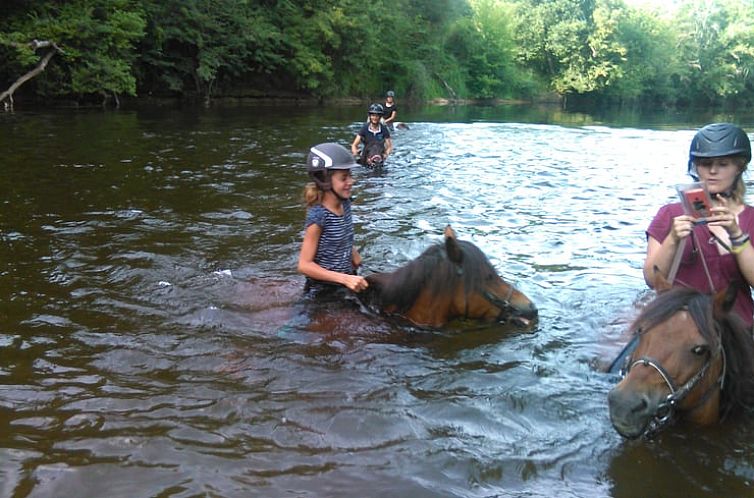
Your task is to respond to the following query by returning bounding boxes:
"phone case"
[676,182,712,218]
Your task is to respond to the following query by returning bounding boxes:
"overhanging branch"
[1,40,62,109]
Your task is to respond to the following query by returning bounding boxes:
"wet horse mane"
[365,240,499,314]
[631,286,754,417]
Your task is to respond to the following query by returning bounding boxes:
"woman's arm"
[643,234,679,286]
[705,202,754,287]
[643,214,694,287]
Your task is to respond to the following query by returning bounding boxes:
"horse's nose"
[520,302,538,319]
[608,388,653,439]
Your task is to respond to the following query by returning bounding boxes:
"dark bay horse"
[359,226,537,328]
[608,275,754,439]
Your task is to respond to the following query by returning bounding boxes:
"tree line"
[1,0,753,109]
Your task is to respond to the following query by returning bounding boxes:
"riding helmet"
[307,142,359,190]
[688,123,751,178]
[386,90,395,97]
[368,103,384,115]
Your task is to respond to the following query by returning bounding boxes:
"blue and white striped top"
[305,200,354,277]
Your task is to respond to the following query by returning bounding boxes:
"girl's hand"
[670,215,695,243]
[343,275,369,293]
[707,197,742,237]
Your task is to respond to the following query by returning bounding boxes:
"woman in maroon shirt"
[644,123,754,327]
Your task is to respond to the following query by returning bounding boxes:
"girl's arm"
[351,247,362,270]
[351,135,362,156]
[384,138,393,157]
[298,224,368,292]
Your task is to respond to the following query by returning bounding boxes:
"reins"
[668,228,716,293]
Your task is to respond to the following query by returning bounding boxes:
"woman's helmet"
[386,90,395,98]
[688,123,751,179]
[307,142,359,190]
[368,103,384,116]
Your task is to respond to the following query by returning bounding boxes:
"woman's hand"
[707,196,743,238]
[670,214,696,243]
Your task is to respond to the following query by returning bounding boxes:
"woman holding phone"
[643,122,754,327]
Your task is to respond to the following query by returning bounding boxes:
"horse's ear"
[713,282,739,316]
[444,225,463,264]
[652,266,673,293]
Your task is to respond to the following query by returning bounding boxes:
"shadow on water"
[605,420,754,497]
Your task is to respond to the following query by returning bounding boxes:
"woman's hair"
[303,181,325,207]
[693,155,749,203]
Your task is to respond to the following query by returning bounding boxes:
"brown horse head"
[362,226,537,328]
[608,283,754,439]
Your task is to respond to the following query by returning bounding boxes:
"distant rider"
[383,90,397,131]
[351,103,393,167]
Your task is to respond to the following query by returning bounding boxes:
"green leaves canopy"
[1,0,754,107]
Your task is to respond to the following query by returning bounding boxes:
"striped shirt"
[305,200,355,278]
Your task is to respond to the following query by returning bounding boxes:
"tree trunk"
[0,40,62,111]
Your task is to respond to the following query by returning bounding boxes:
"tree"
[1,1,145,105]
[674,0,754,105]
[137,0,283,101]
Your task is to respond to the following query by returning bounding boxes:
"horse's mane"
[366,240,499,313]
[631,286,754,416]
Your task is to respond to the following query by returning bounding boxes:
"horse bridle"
[620,328,726,437]
[482,285,516,322]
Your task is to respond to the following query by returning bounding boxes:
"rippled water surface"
[2,104,754,497]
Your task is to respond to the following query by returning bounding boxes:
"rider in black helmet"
[351,103,393,167]
[644,122,754,328]
[299,142,368,294]
[688,123,751,184]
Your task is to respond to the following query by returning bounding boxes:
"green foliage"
[138,0,283,98]
[2,0,754,107]
[1,0,145,98]
[674,0,754,105]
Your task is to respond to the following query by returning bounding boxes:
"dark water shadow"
[604,417,754,498]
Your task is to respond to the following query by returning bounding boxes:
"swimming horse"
[359,226,537,328]
[608,272,754,439]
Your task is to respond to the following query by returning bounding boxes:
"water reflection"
[1,104,753,497]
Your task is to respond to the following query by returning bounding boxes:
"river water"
[2,103,754,497]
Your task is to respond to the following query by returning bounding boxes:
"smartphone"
[683,188,712,218]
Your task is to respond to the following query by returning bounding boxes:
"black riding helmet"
[368,103,384,116]
[688,123,752,180]
[307,142,359,191]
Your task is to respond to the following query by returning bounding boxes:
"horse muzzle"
[607,385,667,439]
[509,302,538,327]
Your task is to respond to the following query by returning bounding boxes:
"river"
[1,102,754,497]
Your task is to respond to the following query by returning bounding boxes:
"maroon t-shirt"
[647,202,754,327]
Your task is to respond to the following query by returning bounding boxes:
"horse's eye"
[691,345,709,356]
